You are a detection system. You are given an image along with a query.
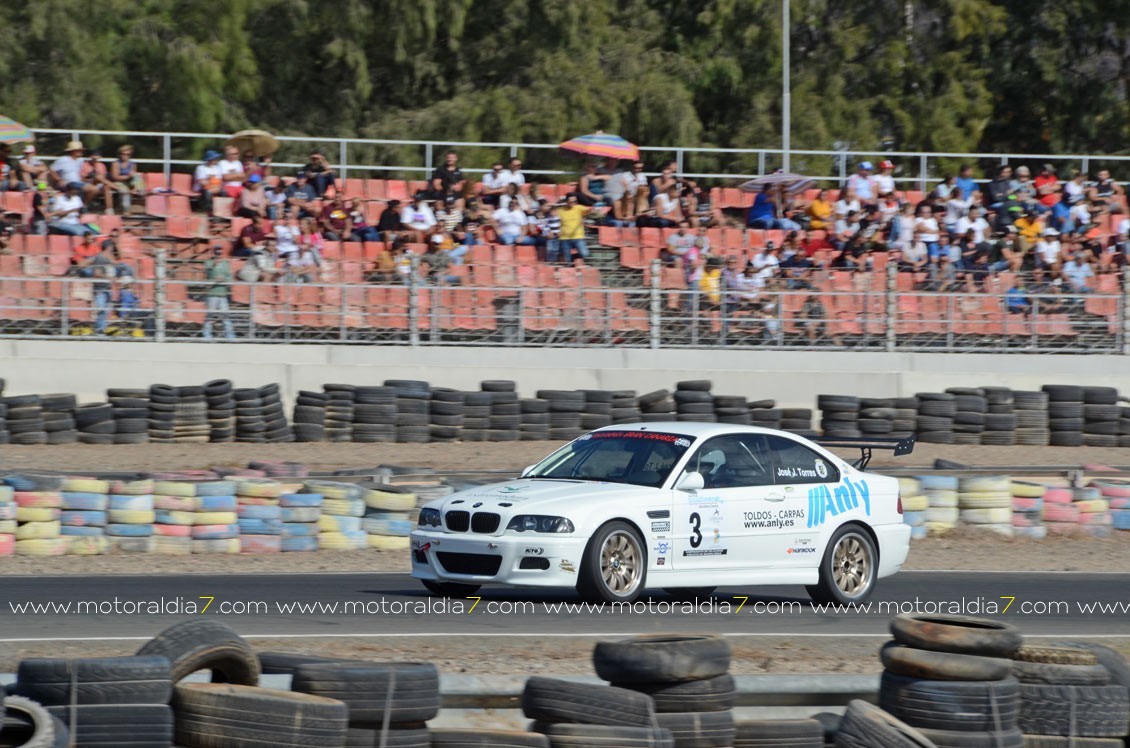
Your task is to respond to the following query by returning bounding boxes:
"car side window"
[767,435,839,484]
[690,435,775,488]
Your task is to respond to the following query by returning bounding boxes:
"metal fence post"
[885,261,896,351]
[649,259,661,349]
[919,153,928,194]
[59,279,70,337]
[162,135,172,183]
[424,143,433,181]
[675,149,685,177]
[154,249,167,342]
[1123,267,1130,355]
[339,140,349,181]
[246,284,256,340]
[408,256,420,346]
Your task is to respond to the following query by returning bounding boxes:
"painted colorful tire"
[282,523,320,537]
[236,480,284,498]
[194,481,238,497]
[318,515,363,533]
[322,498,366,518]
[240,535,283,554]
[1009,482,1047,498]
[112,536,157,553]
[15,538,66,556]
[301,481,364,501]
[280,507,320,523]
[0,502,16,521]
[364,490,417,512]
[237,518,283,536]
[1074,499,1110,513]
[280,493,323,508]
[66,536,111,555]
[318,531,367,551]
[192,524,240,540]
[16,521,61,540]
[1043,488,1075,505]
[901,495,928,512]
[281,535,318,552]
[108,479,156,495]
[17,507,61,523]
[107,494,154,511]
[155,510,195,526]
[14,492,63,509]
[153,523,193,537]
[237,504,282,520]
[198,495,238,512]
[61,492,109,511]
[1012,498,1043,512]
[192,538,241,554]
[367,534,410,551]
[1043,504,1081,523]
[153,536,193,555]
[155,495,200,511]
[60,526,104,537]
[106,523,155,537]
[108,510,157,525]
[193,512,238,526]
[61,478,110,494]
[60,510,107,527]
[0,534,14,555]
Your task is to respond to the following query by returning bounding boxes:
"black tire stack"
[610,390,642,424]
[540,390,585,440]
[291,660,441,748]
[674,380,715,423]
[780,408,815,436]
[462,391,492,441]
[293,390,328,442]
[916,392,956,444]
[353,386,397,443]
[520,396,550,440]
[1013,390,1050,446]
[580,389,614,432]
[13,655,174,748]
[818,395,860,438]
[715,395,751,425]
[1044,385,1085,447]
[0,401,8,445]
[1012,643,1130,743]
[891,396,918,437]
[146,385,177,443]
[1082,386,1119,448]
[167,385,210,443]
[76,402,115,444]
[322,384,355,442]
[387,379,431,444]
[6,394,46,445]
[257,383,292,443]
[594,634,735,748]
[857,398,896,440]
[878,613,1024,748]
[980,387,1017,446]
[749,400,782,430]
[485,380,521,442]
[523,675,667,748]
[104,388,147,446]
[40,393,78,445]
[639,389,676,422]
[946,387,986,446]
[204,379,236,443]
[428,388,464,443]
[1120,404,1130,448]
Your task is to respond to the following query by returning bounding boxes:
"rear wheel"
[578,521,647,604]
[422,580,481,597]
[806,524,877,606]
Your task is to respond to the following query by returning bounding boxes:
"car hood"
[431,478,654,522]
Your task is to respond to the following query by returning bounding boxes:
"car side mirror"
[675,471,705,491]
[520,464,536,478]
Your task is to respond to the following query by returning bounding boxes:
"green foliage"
[0,0,1128,163]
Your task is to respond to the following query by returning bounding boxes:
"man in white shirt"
[1061,251,1094,293]
[662,221,697,266]
[399,196,437,241]
[480,162,507,206]
[1035,228,1062,270]
[218,146,246,198]
[953,205,990,243]
[50,141,97,205]
[48,182,95,236]
[751,243,781,283]
[499,157,525,188]
[846,162,877,205]
[193,150,224,212]
[492,201,529,245]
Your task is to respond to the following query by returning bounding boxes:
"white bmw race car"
[410,423,913,604]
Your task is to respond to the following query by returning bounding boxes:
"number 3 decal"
[689,512,702,548]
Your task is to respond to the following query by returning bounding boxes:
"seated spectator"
[273,212,302,262]
[303,150,335,197]
[913,204,941,261]
[48,183,95,236]
[264,178,288,220]
[1012,166,1044,213]
[802,293,839,345]
[345,198,380,242]
[375,200,404,242]
[1061,250,1095,293]
[943,187,970,235]
[557,193,591,263]
[887,203,916,254]
[954,205,990,243]
[1015,209,1045,251]
[601,161,630,223]
[236,174,267,218]
[480,163,507,207]
[499,157,525,190]
[780,244,814,289]
[751,242,782,282]
[646,184,685,228]
[807,189,834,230]
[929,254,959,291]
[986,164,1014,210]
[898,238,929,273]
[833,189,861,218]
[577,162,607,207]
[193,150,224,213]
[834,234,874,272]
[531,203,561,263]
[1034,227,1062,271]
[320,195,351,241]
[28,182,50,235]
[233,214,269,258]
[491,196,531,245]
[1005,281,1031,315]
[17,145,46,190]
[1087,169,1125,214]
[833,210,861,250]
[79,150,116,214]
[1035,163,1061,212]
[218,146,246,199]
[747,188,801,230]
[242,152,271,182]
[1062,169,1087,207]
[694,224,712,255]
[452,214,484,250]
[399,195,436,242]
[68,233,103,274]
[108,145,145,213]
[661,221,697,267]
[420,233,463,284]
[931,174,957,201]
[284,171,319,217]
[283,241,322,283]
[202,245,235,341]
[429,150,464,202]
[235,247,281,283]
[846,162,877,205]
[698,256,724,307]
[499,182,534,215]
[49,141,93,199]
[299,217,325,266]
[0,144,20,192]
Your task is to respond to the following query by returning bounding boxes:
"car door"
[672,434,785,570]
[765,434,842,567]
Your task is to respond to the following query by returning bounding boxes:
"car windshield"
[525,430,695,488]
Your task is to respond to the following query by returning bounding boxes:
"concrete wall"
[2,339,1129,406]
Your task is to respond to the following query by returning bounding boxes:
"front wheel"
[422,580,481,597]
[578,521,647,604]
[806,524,877,606]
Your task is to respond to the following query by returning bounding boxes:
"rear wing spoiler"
[812,435,915,470]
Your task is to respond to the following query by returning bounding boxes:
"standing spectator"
[943,187,970,236]
[1034,164,1061,212]
[49,141,91,201]
[846,162,877,205]
[399,195,436,242]
[557,193,591,263]
[376,200,404,242]
[480,163,507,207]
[80,150,115,213]
[649,163,677,203]
[28,182,50,235]
[284,171,319,217]
[429,150,464,201]
[887,203,917,254]
[698,256,724,307]
[108,145,145,213]
[955,164,979,201]
[273,211,302,263]
[17,145,46,190]
[914,204,941,263]
[48,183,94,236]
[0,144,20,192]
[806,189,834,230]
[491,196,530,245]
[537,203,562,263]
[218,146,246,198]
[874,160,897,198]
[236,174,267,218]
[499,157,525,189]
[302,150,336,198]
[86,241,115,335]
[202,245,235,341]
[193,150,224,213]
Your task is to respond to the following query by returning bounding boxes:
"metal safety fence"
[0,269,1125,353]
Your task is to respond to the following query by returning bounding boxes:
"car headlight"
[506,515,575,533]
[418,508,441,528]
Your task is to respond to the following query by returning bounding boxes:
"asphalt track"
[1,571,1127,642]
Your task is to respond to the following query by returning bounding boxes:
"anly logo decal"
[806,478,871,528]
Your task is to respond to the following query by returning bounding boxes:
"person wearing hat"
[17,145,46,190]
[193,150,224,213]
[874,161,896,197]
[846,161,877,206]
[47,182,95,236]
[50,141,97,206]
[284,171,318,217]
[1035,227,1062,270]
[236,173,267,219]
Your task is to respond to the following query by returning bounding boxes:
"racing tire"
[521,676,654,727]
[429,728,549,747]
[1049,642,1130,688]
[880,641,1012,681]
[535,723,672,748]
[291,661,440,723]
[732,718,824,748]
[577,521,647,604]
[878,672,1020,731]
[172,682,348,747]
[422,580,481,597]
[611,673,735,712]
[916,727,1023,748]
[1018,738,1123,747]
[834,699,934,748]
[654,710,734,748]
[1,694,63,748]
[593,635,730,683]
[890,613,1022,657]
[805,524,878,606]
[14,656,172,705]
[135,619,259,685]
[1010,659,1110,686]
[1017,683,1130,737]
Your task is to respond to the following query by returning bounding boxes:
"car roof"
[592,422,800,440]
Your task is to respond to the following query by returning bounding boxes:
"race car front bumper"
[410,530,590,587]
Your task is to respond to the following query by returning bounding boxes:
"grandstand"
[0,133,1126,352]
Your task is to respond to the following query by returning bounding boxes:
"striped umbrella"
[738,172,815,194]
[560,131,639,161]
[0,116,33,145]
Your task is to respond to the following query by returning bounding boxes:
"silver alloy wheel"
[832,532,873,598]
[600,530,642,596]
